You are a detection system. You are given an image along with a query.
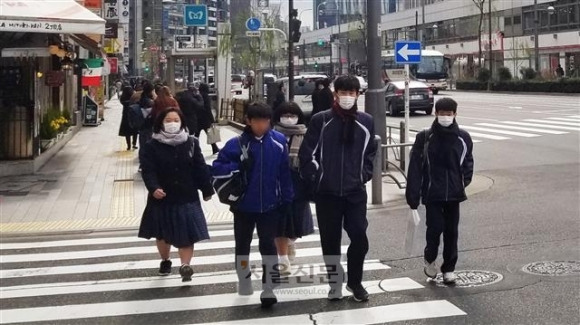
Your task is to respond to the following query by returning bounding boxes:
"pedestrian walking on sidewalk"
[272,82,286,112]
[152,86,180,122]
[311,78,334,117]
[212,102,294,308]
[138,108,214,282]
[196,83,220,155]
[299,75,377,302]
[405,97,474,285]
[118,86,138,150]
[273,102,315,275]
[137,82,155,153]
[176,84,204,136]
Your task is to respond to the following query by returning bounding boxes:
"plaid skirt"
[138,199,210,248]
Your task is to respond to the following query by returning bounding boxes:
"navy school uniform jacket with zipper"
[405,120,474,208]
[211,129,294,214]
[299,109,377,197]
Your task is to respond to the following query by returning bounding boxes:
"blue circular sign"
[246,17,261,31]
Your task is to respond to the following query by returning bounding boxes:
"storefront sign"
[105,22,118,39]
[84,0,102,9]
[119,0,130,24]
[107,57,118,74]
[45,71,65,87]
[83,96,99,126]
[104,0,119,20]
[0,19,103,34]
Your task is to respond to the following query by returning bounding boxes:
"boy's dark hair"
[435,97,458,113]
[274,102,305,124]
[321,78,331,88]
[333,75,360,93]
[152,107,186,133]
[245,101,273,120]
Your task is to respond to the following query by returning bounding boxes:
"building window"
[505,16,512,26]
[513,15,522,25]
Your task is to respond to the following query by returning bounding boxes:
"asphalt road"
[0,92,578,324]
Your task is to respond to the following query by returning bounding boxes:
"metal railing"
[0,105,35,160]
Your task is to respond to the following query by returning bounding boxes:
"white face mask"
[280,116,299,126]
[437,115,455,127]
[164,122,181,134]
[338,96,356,110]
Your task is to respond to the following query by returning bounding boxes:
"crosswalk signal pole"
[404,63,411,172]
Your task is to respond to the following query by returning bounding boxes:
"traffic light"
[290,18,302,43]
[317,39,324,46]
[314,61,319,71]
[144,66,150,72]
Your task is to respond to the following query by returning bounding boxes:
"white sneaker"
[288,243,296,262]
[278,257,291,276]
[424,260,438,279]
[443,272,457,284]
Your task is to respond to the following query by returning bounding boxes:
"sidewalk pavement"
[0,96,492,235]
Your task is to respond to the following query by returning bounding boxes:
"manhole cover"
[522,261,580,276]
[430,270,503,288]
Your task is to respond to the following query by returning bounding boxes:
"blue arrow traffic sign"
[395,41,422,64]
[184,5,208,27]
[246,17,261,31]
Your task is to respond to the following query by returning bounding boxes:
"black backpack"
[128,103,146,130]
[212,137,250,206]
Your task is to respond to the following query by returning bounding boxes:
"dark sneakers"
[179,264,194,282]
[159,260,172,276]
[260,289,278,308]
[346,285,369,302]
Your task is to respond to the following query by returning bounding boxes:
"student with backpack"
[212,102,294,308]
[405,97,474,285]
[299,75,377,302]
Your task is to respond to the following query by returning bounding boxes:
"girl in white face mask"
[141,108,214,283]
[273,102,315,276]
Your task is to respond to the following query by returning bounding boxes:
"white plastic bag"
[404,209,427,256]
[207,124,221,144]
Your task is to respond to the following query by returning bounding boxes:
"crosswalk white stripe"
[524,119,580,127]
[390,132,485,143]
[0,229,237,250]
[502,121,580,131]
[0,235,323,263]
[461,125,539,138]
[548,117,580,122]
[0,260,389,299]
[200,300,466,325]
[475,123,567,135]
[0,245,348,279]
[0,280,417,323]
[462,131,509,140]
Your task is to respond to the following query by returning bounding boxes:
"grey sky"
[272,0,315,29]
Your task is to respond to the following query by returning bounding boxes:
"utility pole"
[367,0,386,204]
[488,0,493,79]
[366,0,385,138]
[533,0,540,72]
[288,0,295,100]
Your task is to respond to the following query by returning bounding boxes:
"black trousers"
[315,191,369,288]
[233,210,279,290]
[125,135,138,149]
[424,201,460,273]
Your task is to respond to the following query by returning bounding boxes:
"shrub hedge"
[456,79,580,93]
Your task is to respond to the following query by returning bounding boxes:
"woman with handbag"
[197,83,220,155]
[273,102,315,274]
[118,86,139,150]
[138,107,214,282]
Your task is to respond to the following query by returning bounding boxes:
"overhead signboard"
[246,31,261,37]
[119,0,130,24]
[104,0,119,20]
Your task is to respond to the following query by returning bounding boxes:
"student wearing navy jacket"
[212,102,294,308]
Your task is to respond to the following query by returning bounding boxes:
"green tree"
[472,0,486,68]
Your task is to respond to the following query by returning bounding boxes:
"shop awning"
[0,0,105,35]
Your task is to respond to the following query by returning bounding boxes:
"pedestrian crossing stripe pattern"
[0,227,468,324]
[389,115,579,144]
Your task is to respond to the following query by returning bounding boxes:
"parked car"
[385,81,434,116]
[278,74,327,122]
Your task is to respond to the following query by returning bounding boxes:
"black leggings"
[125,135,137,149]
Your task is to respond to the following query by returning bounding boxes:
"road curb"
[447,89,580,97]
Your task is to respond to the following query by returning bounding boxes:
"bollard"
[371,135,383,205]
[399,121,406,171]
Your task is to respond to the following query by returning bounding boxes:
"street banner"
[82,58,104,86]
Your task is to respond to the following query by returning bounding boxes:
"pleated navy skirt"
[138,199,210,248]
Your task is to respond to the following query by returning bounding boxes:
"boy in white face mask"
[406,98,474,285]
[299,75,377,302]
